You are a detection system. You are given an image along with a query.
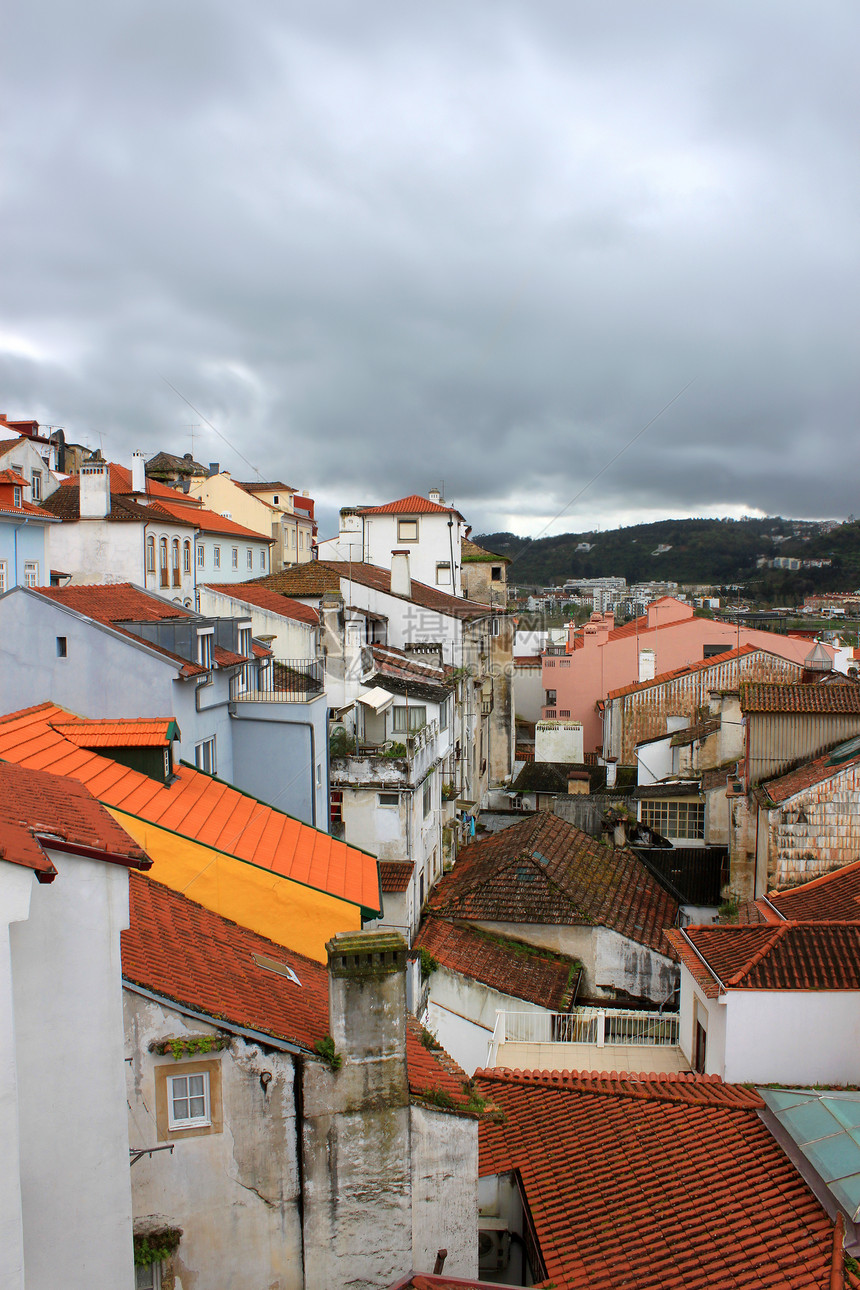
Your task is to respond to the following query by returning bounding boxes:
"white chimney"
[390,549,411,599]
[131,451,146,494]
[429,488,442,505]
[79,462,110,519]
[639,649,656,682]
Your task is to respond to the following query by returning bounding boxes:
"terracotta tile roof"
[148,498,273,541]
[51,717,179,748]
[357,493,464,519]
[235,480,295,493]
[42,484,180,525]
[201,582,320,626]
[380,861,414,892]
[513,655,542,667]
[426,814,679,956]
[0,760,150,879]
[413,916,579,1009]
[0,703,381,914]
[666,921,860,997]
[253,561,489,620]
[0,468,28,485]
[607,645,760,700]
[762,742,860,805]
[0,500,59,521]
[474,1067,847,1290]
[764,859,860,923]
[33,583,191,623]
[741,681,860,714]
[0,438,26,456]
[104,462,195,501]
[123,874,470,1108]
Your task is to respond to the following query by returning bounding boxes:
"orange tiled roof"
[0,703,381,914]
[413,916,579,1009]
[741,681,860,714]
[51,717,178,748]
[0,468,28,486]
[427,814,679,956]
[123,873,470,1108]
[474,1067,847,1290]
[0,499,59,521]
[357,493,464,519]
[202,582,320,626]
[33,582,190,622]
[762,859,860,923]
[0,760,150,879]
[666,921,860,997]
[379,861,414,893]
[762,743,860,805]
[148,498,274,542]
[105,462,197,501]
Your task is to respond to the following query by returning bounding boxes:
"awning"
[355,686,395,714]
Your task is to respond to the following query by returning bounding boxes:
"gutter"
[122,981,308,1056]
[679,925,726,996]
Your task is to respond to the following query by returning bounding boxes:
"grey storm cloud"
[2,0,858,541]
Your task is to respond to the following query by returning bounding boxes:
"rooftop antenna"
[182,424,201,458]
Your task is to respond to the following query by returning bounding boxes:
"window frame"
[23,560,38,588]
[167,1070,211,1130]
[154,1057,223,1141]
[183,539,191,573]
[639,798,705,841]
[197,543,205,568]
[247,548,253,569]
[232,546,238,569]
[194,735,216,773]
[213,545,221,570]
[197,629,214,670]
[392,704,427,733]
[31,470,42,501]
[397,518,419,543]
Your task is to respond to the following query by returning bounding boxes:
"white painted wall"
[125,991,303,1290]
[198,585,317,659]
[425,969,554,1075]
[6,849,135,1288]
[320,509,466,596]
[636,736,673,786]
[535,720,584,763]
[0,863,34,1289]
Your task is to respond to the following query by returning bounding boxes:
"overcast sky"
[3,1,858,542]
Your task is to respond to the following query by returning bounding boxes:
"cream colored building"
[189,473,315,569]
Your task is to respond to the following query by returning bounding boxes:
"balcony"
[332,719,441,789]
[487,1007,687,1075]
[230,658,324,704]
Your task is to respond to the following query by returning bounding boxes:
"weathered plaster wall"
[764,762,860,889]
[125,992,302,1290]
[410,1102,479,1278]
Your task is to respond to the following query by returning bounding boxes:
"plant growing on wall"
[133,1227,183,1267]
[314,1034,343,1070]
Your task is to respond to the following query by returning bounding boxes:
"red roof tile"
[765,859,860,923]
[123,874,470,1108]
[254,560,489,621]
[380,861,414,893]
[148,498,274,541]
[105,462,196,502]
[607,645,761,700]
[741,681,860,714]
[427,814,679,957]
[666,921,860,996]
[0,761,150,878]
[33,583,191,622]
[0,468,28,486]
[762,743,860,804]
[51,718,178,749]
[357,494,464,519]
[413,916,579,1009]
[202,582,320,626]
[0,704,381,914]
[474,1067,847,1290]
[0,499,59,521]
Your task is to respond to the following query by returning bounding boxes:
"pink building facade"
[541,597,830,759]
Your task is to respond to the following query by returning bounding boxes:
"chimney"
[131,451,146,494]
[390,550,411,599]
[344,617,365,695]
[605,757,618,789]
[326,930,408,1070]
[79,462,110,519]
[639,649,656,682]
[208,462,220,476]
[429,488,442,505]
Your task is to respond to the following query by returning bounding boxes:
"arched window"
[160,537,168,587]
[146,535,155,574]
[172,539,180,586]
[183,539,191,573]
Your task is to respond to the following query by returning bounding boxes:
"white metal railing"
[494,1008,679,1052]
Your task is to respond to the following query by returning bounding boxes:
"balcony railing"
[231,658,324,703]
[487,1007,679,1064]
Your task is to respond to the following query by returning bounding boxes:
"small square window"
[397,519,418,543]
[13,486,22,507]
[56,636,67,657]
[378,791,399,807]
[167,1071,211,1129]
[491,566,502,581]
[23,561,38,588]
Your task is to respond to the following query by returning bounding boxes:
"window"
[289,529,295,547]
[232,547,238,569]
[273,494,279,505]
[490,617,501,636]
[197,543,205,568]
[183,540,191,573]
[640,799,705,840]
[246,549,253,569]
[146,535,155,573]
[167,1071,210,1129]
[423,776,433,818]
[13,486,22,507]
[392,705,426,732]
[23,561,38,588]
[397,519,418,542]
[491,566,501,581]
[213,546,221,569]
[545,689,557,706]
[56,636,67,658]
[31,471,42,501]
[559,709,570,717]
[436,561,451,585]
[0,561,6,594]
[439,697,449,730]
[378,791,399,807]
[197,631,213,669]
[195,736,216,773]
[136,1263,161,1290]
[160,538,169,588]
[172,539,180,586]
[260,549,267,570]
[239,626,252,656]
[703,644,728,659]
[298,531,303,549]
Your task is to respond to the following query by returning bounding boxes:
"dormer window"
[197,629,213,668]
[239,626,252,657]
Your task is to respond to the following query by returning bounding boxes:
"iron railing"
[231,658,324,703]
